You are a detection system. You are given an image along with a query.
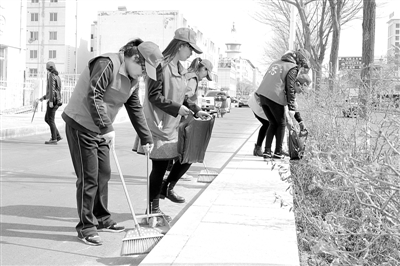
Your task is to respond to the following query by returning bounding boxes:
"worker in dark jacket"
[256,48,310,159]
[62,39,162,246]
[39,61,62,144]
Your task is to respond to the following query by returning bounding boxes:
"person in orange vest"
[256,49,311,159]
[62,39,162,246]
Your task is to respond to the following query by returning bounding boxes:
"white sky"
[77,0,399,72]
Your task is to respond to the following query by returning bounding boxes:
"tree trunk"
[360,0,376,118]
[329,0,342,91]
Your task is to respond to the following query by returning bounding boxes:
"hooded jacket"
[256,52,299,111]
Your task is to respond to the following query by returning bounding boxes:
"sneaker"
[281,150,290,157]
[263,151,272,159]
[44,139,57,145]
[97,223,125,233]
[78,234,103,246]
[56,136,63,142]
[180,173,193,180]
[272,153,285,159]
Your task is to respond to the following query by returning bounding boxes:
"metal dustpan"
[31,99,39,123]
[197,162,218,183]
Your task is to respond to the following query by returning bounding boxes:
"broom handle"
[111,147,142,234]
[146,148,150,220]
[203,161,210,173]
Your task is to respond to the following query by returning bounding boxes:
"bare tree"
[360,0,376,119]
[255,0,361,90]
[262,28,290,66]
[328,0,363,91]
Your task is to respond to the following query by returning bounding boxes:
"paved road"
[0,107,259,266]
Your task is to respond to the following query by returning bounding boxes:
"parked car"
[342,97,359,118]
[201,90,231,114]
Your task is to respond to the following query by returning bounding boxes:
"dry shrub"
[287,74,400,265]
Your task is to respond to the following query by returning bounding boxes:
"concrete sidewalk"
[140,131,300,265]
[1,107,300,265]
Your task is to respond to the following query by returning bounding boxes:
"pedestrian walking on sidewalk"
[255,49,311,159]
[62,39,162,246]
[39,61,62,145]
[133,28,209,221]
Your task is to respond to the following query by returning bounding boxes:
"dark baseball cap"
[138,41,163,81]
[174,28,203,54]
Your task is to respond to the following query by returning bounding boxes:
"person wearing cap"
[133,28,209,221]
[38,61,62,144]
[158,57,213,202]
[62,39,162,246]
[184,57,213,107]
[256,48,311,160]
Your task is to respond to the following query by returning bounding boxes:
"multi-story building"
[26,0,90,78]
[0,1,28,111]
[90,8,220,96]
[217,23,262,99]
[387,12,400,76]
[0,1,27,82]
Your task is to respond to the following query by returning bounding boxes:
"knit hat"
[138,41,163,81]
[46,61,56,71]
[173,28,203,54]
[295,48,311,68]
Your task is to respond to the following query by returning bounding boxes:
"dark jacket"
[62,53,152,145]
[280,52,299,111]
[43,72,60,104]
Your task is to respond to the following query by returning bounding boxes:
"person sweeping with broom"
[62,39,163,246]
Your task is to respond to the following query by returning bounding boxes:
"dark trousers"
[254,113,270,149]
[259,95,286,154]
[150,159,191,201]
[44,103,60,140]
[65,123,114,238]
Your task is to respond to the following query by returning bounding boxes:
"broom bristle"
[120,227,163,256]
[197,171,218,183]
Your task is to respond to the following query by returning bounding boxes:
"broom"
[197,161,218,183]
[111,147,163,256]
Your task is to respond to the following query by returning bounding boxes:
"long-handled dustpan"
[111,147,163,256]
[197,161,218,183]
[136,151,171,233]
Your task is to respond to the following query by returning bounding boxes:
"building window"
[397,36,400,41]
[0,47,6,81]
[49,31,57,40]
[30,50,38,59]
[30,31,38,41]
[31,0,39,3]
[50,13,58,21]
[91,34,94,39]
[397,30,400,35]
[90,47,93,52]
[49,50,57,59]
[50,0,58,2]
[29,68,38,77]
[31,13,38,21]
[397,24,400,28]
[396,42,400,47]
